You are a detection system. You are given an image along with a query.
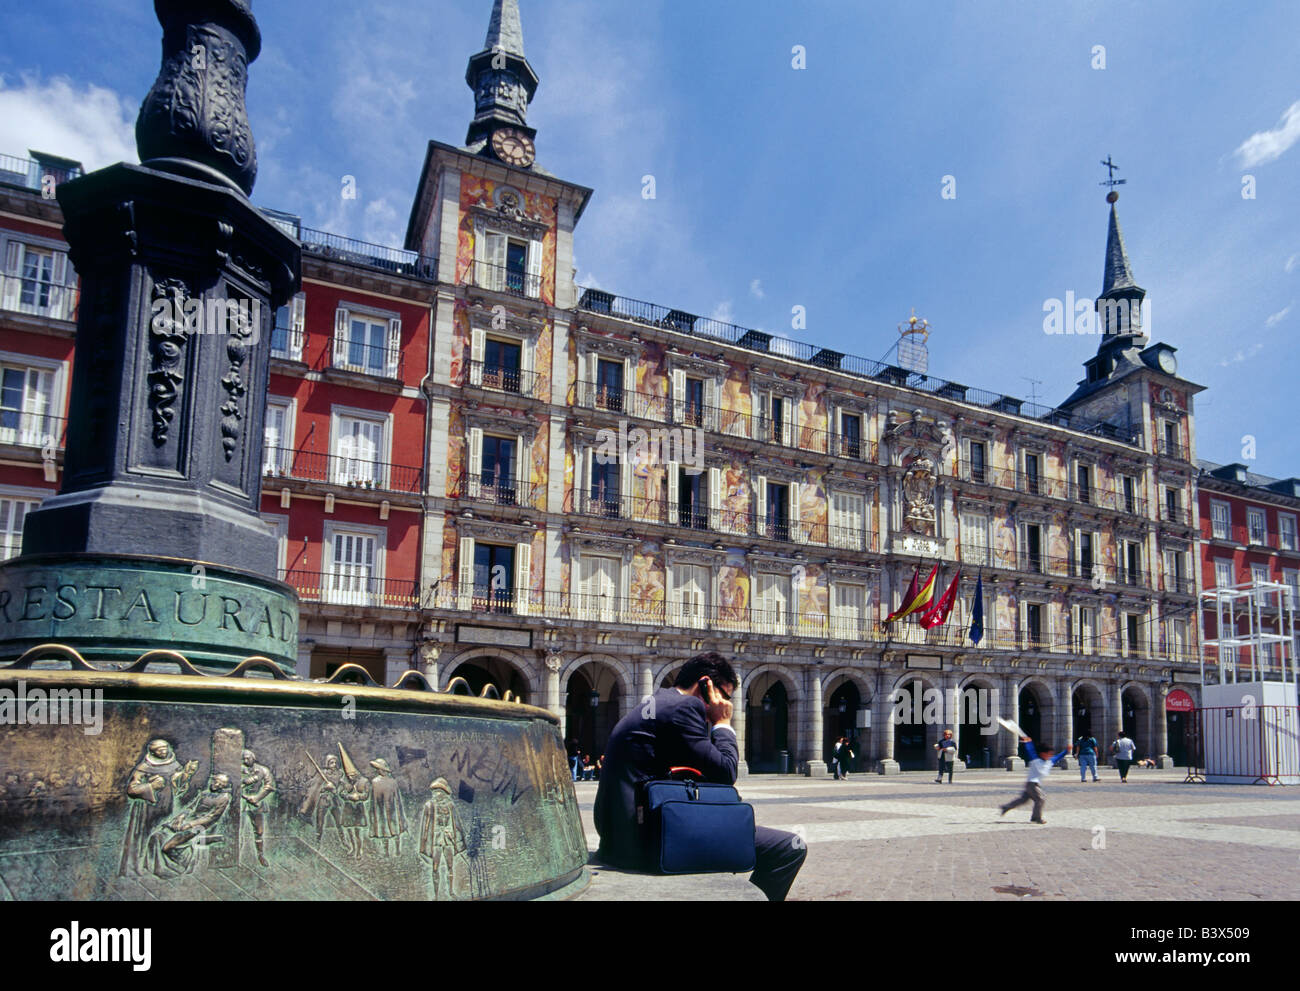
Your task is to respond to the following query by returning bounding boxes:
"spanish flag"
[919,569,962,629]
[884,563,939,623]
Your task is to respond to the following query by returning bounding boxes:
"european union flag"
[969,573,985,644]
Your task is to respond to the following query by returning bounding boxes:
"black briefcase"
[638,771,756,875]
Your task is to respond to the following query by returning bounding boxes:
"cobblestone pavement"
[573,769,1300,901]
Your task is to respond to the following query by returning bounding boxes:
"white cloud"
[710,300,735,324]
[749,278,765,300]
[0,75,136,172]
[361,197,402,249]
[1234,100,1300,168]
[1264,304,1291,328]
[1286,254,1299,274]
[1219,341,1265,367]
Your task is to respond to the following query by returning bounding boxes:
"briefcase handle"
[667,766,705,781]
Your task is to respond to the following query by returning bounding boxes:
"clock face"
[491,128,536,168]
[1158,350,1177,375]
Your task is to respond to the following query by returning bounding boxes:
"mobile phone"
[698,677,711,699]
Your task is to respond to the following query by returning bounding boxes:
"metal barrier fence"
[1184,704,1300,785]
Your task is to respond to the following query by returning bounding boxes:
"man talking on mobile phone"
[593,652,806,900]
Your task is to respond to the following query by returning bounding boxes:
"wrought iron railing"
[465,360,545,398]
[298,225,437,281]
[0,274,79,322]
[469,260,542,299]
[575,285,1143,447]
[0,153,82,193]
[451,469,540,508]
[281,569,420,609]
[319,335,404,380]
[263,446,423,494]
[0,410,66,450]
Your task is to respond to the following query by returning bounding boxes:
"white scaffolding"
[1198,579,1300,784]
[1200,579,1298,686]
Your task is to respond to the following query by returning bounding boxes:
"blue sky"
[2,0,1297,474]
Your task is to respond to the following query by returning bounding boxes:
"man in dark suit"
[593,652,807,901]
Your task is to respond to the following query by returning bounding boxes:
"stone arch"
[442,647,537,703]
[889,672,943,771]
[742,664,802,773]
[1119,681,1153,754]
[560,652,635,707]
[560,653,635,764]
[954,675,1000,767]
[822,668,873,769]
[1013,677,1056,751]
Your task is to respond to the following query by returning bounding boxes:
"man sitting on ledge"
[593,652,807,901]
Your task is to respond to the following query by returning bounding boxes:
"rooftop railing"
[0,154,82,194]
[297,225,437,281]
[577,286,1143,447]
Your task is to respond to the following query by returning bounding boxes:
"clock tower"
[465,0,539,170]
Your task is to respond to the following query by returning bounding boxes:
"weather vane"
[1100,155,1127,200]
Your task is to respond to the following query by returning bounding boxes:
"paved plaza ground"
[573,767,1300,901]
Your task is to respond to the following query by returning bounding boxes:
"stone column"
[295,643,314,680]
[732,662,748,778]
[1056,680,1074,767]
[545,651,564,726]
[1109,682,1124,766]
[1002,677,1023,771]
[876,672,899,774]
[1154,683,1171,767]
[383,647,412,688]
[803,668,827,776]
[419,644,440,688]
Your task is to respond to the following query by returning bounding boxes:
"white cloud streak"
[1234,100,1300,168]
[0,75,136,172]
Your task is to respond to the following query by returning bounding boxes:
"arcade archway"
[956,679,998,769]
[892,676,940,771]
[564,661,623,766]
[746,670,794,773]
[443,655,531,704]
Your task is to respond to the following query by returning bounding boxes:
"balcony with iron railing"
[576,286,1143,447]
[956,544,1153,590]
[1206,518,1300,554]
[1156,436,1189,461]
[426,584,1195,661]
[0,153,82,194]
[0,409,67,451]
[451,469,541,509]
[263,446,423,494]
[317,336,403,381]
[1162,574,1197,596]
[465,360,545,399]
[296,225,437,282]
[565,490,879,550]
[1158,502,1192,527]
[1,273,80,323]
[567,382,879,463]
[468,261,542,300]
[281,569,420,610]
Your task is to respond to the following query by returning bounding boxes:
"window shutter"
[789,481,802,540]
[49,251,69,320]
[2,243,21,311]
[289,293,306,360]
[514,540,532,615]
[467,427,483,499]
[755,476,767,534]
[620,450,632,514]
[757,391,770,442]
[704,377,718,431]
[458,536,475,609]
[520,339,535,396]
[708,466,723,532]
[386,316,402,378]
[668,563,680,626]
[623,357,635,405]
[586,353,599,407]
[667,461,680,526]
[784,396,797,448]
[334,424,355,485]
[470,327,485,385]
[333,308,349,367]
[486,233,506,291]
[583,447,594,511]
[527,239,544,299]
[515,434,529,506]
[672,369,686,423]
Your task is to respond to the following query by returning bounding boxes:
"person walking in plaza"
[934,729,957,783]
[833,737,854,780]
[1111,730,1137,782]
[998,735,1068,823]
[1075,732,1100,782]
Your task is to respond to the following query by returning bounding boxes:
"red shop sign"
[1165,689,1195,712]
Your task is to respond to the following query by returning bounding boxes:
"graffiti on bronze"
[447,735,534,806]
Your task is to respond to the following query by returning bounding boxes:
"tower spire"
[465,0,539,163]
[1093,173,1146,346]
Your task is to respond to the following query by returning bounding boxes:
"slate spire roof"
[484,0,525,58]
[1101,201,1141,297]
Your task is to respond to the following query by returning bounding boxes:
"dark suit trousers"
[751,825,807,901]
